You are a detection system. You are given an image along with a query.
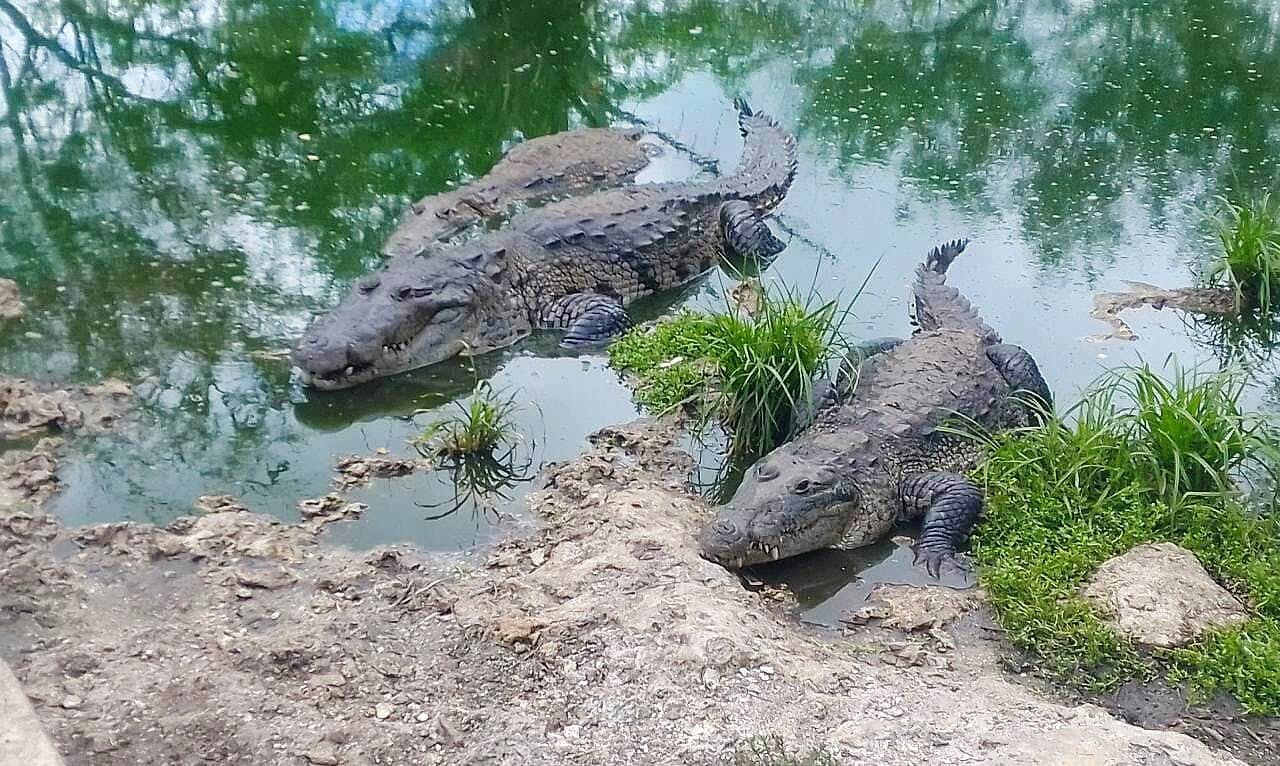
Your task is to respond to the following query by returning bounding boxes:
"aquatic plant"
[413,381,522,458]
[968,364,1280,713]
[418,448,537,522]
[1206,192,1280,313]
[609,286,850,457]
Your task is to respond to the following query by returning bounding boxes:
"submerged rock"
[0,376,132,438]
[0,278,23,321]
[332,454,421,490]
[1081,542,1248,649]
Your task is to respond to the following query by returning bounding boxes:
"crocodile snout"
[292,326,383,382]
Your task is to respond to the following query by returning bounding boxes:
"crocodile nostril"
[713,520,736,537]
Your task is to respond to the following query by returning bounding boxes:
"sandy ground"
[0,418,1266,765]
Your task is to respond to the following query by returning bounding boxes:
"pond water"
[3,0,1280,623]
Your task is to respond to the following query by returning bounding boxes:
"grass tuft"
[1206,192,1280,313]
[1106,363,1277,505]
[609,286,848,457]
[607,309,718,414]
[413,381,521,459]
[704,285,848,457]
[971,363,1280,713]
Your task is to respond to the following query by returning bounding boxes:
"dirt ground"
[0,419,1270,765]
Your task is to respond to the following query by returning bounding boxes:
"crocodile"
[382,127,658,258]
[293,100,797,390]
[698,240,1052,575]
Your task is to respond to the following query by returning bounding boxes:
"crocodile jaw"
[295,331,468,390]
[698,501,851,569]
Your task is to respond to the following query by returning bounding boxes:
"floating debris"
[1089,281,1236,341]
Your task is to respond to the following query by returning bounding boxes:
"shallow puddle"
[4,0,1280,615]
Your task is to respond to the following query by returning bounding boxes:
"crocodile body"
[294,101,797,389]
[382,127,657,258]
[698,241,1051,574]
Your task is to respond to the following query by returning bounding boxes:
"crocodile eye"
[357,276,380,294]
[756,463,779,481]
[393,286,413,301]
[793,479,811,495]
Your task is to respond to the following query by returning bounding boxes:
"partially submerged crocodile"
[294,100,797,389]
[698,241,1052,574]
[382,127,657,258]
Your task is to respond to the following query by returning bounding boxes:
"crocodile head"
[699,453,857,568]
[293,250,520,389]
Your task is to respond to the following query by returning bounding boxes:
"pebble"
[60,694,82,709]
[375,702,394,720]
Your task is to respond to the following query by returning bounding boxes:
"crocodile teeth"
[345,366,355,376]
[770,546,780,561]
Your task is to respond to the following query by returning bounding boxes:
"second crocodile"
[382,127,658,258]
[698,240,1052,574]
[294,100,797,389]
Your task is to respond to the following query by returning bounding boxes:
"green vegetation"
[608,309,719,413]
[609,286,848,457]
[1206,193,1280,313]
[412,382,535,521]
[732,736,839,766]
[969,364,1280,713]
[413,382,522,459]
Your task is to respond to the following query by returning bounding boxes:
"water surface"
[3,0,1280,619]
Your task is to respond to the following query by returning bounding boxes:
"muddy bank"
[0,421,1256,765]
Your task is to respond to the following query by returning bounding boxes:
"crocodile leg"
[543,293,632,348]
[795,337,905,433]
[899,471,984,577]
[720,200,785,262]
[986,343,1053,417]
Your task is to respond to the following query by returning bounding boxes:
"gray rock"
[1081,542,1248,648]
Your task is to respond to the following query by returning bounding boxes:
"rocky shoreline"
[0,418,1258,765]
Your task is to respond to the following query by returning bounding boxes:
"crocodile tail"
[912,239,1001,343]
[717,97,797,211]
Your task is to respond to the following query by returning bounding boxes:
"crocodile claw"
[912,545,952,579]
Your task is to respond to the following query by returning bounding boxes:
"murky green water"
[4,0,1280,617]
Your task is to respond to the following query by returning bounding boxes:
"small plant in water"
[1206,192,1280,313]
[413,381,521,459]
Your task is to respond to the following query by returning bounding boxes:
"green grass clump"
[1206,192,1280,313]
[607,309,718,413]
[1105,364,1277,504]
[413,381,521,458]
[703,288,846,457]
[609,288,847,457]
[971,364,1280,713]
